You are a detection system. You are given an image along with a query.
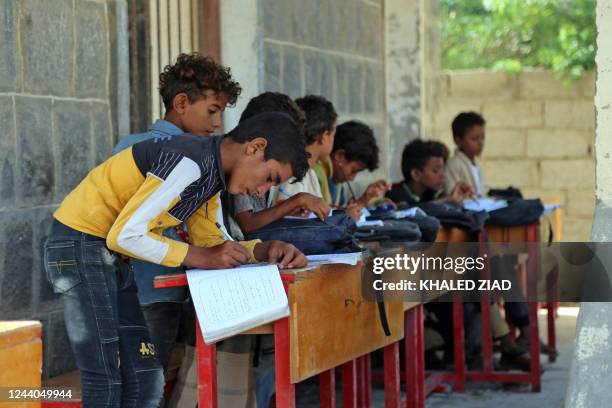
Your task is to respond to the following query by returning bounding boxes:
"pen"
[215,222,235,241]
[277,187,291,198]
[346,181,357,201]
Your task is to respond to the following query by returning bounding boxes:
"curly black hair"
[401,139,449,181]
[295,95,337,145]
[159,53,242,112]
[333,121,379,171]
[451,111,486,140]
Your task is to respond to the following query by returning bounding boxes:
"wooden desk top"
[154,261,404,383]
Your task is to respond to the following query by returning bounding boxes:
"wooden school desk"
[402,221,550,408]
[471,222,543,391]
[154,261,405,408]
[368,228,468,408]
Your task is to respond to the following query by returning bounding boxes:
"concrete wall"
[425,69,596,241]
[566,0,612,405]
[220,0,429,191]
[0,0,129,377]
[258,0,388,188]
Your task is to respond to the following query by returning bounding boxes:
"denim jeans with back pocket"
[44,220,164,408]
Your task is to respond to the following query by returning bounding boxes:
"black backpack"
[415,202,489,234]
[354,220,422,242]
[487,198,544,227]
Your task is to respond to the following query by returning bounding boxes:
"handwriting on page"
[196,268,280,325]
[186,264,289,343]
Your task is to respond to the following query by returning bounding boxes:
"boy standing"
[112,52,240,374]
[44,112,308,408]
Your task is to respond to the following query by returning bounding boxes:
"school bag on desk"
[366,207,441,242]
[354,219,422,243]
[244,211,361,255]
[416,202,489,234]
[487,198,544,227]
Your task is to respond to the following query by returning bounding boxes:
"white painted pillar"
[566,0,612,406]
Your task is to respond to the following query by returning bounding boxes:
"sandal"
[500,345,531,372]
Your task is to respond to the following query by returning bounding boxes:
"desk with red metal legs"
[470,222,542,391]
[402,223,546,407]
[155,262,405,408]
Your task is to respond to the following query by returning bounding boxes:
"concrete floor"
[425,307,578,408]
[297,307,578,408]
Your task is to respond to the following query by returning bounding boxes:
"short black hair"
[452,111,486,139]
[227,112,309,181]
[239,92,305,127]
[295,95,338,145]
[159,52,242,112]
[401,139,449,181]
[333,121,379,171]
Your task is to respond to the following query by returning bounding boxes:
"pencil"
[215,222,235,241]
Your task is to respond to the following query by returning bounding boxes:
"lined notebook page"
[187,264,289,344]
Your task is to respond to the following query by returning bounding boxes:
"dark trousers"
[44,220,164,408]
[490,254,530,327]
[141,302,183,373]
[426,301,483,359]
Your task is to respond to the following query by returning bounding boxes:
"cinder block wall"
[259,0,387,188]
[0,0,128,377]
[424,69,595,241]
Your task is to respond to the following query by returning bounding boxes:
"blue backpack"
[244,211,360,255]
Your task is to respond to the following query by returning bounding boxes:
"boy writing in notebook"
[314,121,390,219]
[112,52,240,374]
[390,139,533,370]
[273,94,338,205]
[44,112,308,408]
[386,139,473,206]
[231,93,332,234]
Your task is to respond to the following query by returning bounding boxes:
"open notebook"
[187,264,289,344]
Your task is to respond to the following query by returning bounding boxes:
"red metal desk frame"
[154,269,403,408]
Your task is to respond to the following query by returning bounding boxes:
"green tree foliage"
[440,0,596,80]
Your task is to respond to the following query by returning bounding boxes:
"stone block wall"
[424,69,595,241]
[0,0,128,377]
[259,0,387,189]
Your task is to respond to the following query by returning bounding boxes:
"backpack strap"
[375,290,392,336]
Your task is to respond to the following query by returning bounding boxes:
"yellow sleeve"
[186,193,261,262]
[106,174,192,267]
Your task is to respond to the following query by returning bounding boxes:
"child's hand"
[449,182,474,204]
[254,241,307,269]
[359,180,391,206]
[288,207,311,217]
[184,242,251,269]
[295,193,331,220]
[345,200,364,221]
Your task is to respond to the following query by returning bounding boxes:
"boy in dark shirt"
[387,139,473,206]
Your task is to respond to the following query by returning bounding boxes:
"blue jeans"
[44,220,164,408]
[141,302,183,372]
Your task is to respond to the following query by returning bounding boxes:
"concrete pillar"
[565,0,612,406]
[219,0,261,130]
[384,0,423,181]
